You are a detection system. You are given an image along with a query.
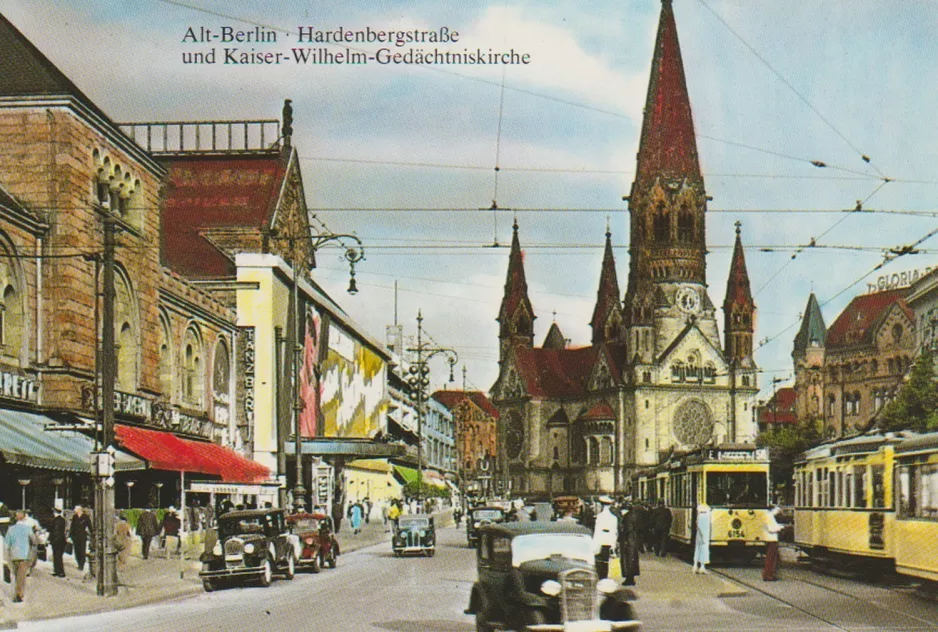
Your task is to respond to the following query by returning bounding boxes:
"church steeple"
[498,219,535,360]
[591,227,623,344]
[625,0,708,323]
[723,222,755,362]
[793,292,826,359]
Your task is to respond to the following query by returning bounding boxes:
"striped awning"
[0,409,144,472]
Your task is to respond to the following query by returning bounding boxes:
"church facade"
[489,0,759,497]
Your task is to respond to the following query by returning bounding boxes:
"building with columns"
[489,0,759,497]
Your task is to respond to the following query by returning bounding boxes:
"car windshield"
[218,516,265,538]
[291,518,319,531]
[472,509,504,521]
[399,517,430,529]
[511,533,593,567]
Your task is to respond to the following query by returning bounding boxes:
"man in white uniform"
[592,496,618,580]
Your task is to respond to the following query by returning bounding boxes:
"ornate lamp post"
[405,311,457,507]
[270,226,364,513]
[125,480,135,509]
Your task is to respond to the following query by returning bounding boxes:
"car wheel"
[329,551,337,568]
[258,557,273,587]
[202,579,216,592]
[284,553,295,580]
[475,612,494,632]
[525,608,548,627]
[310,554,321,573]
[428,548,435,557]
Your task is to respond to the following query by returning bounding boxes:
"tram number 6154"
[727,529,745,539]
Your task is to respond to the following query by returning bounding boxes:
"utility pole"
[95,211,118,596]
[405,311,457,506]
[291,235,306,513]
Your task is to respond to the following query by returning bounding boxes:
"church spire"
[724,222,755,361]
[634,0,702,186]
[498,219,535,360]
[793,292,826,358]
[591,227,623,344]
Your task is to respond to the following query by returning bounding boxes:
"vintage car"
[287,511,340,571]
[199,509,299,591]
[392,513,435,557]
[465,522,641,632]
[467,505,507,548]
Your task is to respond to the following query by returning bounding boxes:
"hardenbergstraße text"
[297,26,458,47]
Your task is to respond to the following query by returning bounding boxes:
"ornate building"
[792,289,915,436]
[489,0,759,497]
[432,390,499,497]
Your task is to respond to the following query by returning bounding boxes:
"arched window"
[182,327,204,407]
[213,339,231,425]
[589,437,600,466]
[653,207,669,242]
[112,268,140,391]
[0,283,23,360]
[116,322,135,391]
[158,313,173,400]
[678,209,693,242]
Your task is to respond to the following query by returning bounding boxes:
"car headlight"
[243,543,255,554]
[212,542,222,556]
[304,537,315,545]
[541,580,562,596]
[473,521,481,529]
[597,578,617,594]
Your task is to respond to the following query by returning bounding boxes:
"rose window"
[673,399,714,446]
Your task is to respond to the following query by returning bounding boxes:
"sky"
[3,0,938,400]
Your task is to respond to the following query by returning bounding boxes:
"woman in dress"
[693,503,711,574]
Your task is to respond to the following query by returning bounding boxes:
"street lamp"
[405,311,457,507]
[17,478,30,510]
[154,482,164,508]
[52,478,64,506]
[269,226,365,514]
[126,480,135,509]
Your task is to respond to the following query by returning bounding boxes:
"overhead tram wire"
[696,0,888,180]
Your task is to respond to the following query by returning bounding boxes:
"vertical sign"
[238,327,256,445]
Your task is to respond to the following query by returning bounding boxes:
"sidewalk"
[607,551,748,600]
[0,509,454,627]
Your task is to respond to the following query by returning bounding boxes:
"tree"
[757,418,823,504]
[878,349,938,433]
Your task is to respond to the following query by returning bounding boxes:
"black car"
[465,521,641,631]
[467,506,507,548]
[392,513,435,557]
[199,509,299,591]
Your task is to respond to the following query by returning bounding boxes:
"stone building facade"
[792,289,916,437]
[432,390,499,496]
[489,1,759,497]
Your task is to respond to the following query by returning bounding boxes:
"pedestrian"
[580,500,596,531]
[651,499,673,557]
[68,505,93,572]
[349,502,363,535]
[50,506,67,578]
[115,514,134,568]
[388,500,401,532]
[363,498,372,524]
[0,500,12,536]
[693,503,711,574]
[592,496,617,580]
[762,506,784,581]
[24,510,39,574]
[162,506,182,553]
[618,499,641,586]
[137,506,159,560]
[382,501,390,531]
[4,510,37,603]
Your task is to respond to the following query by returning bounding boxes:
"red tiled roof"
[826,289,913,348]
[514,346,596,399]
[723,226,753,308]
[635,0,702,184]
[431,390,500,419]
[758,387,797,425]
[580,401,616,421]
[160,154,287,278]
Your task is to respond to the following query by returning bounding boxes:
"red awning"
[114,425,269,483]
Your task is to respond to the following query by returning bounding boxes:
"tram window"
[854,466,867,508]
[705,472,767,507]
[845,473,854,508]
[872,465,886,509]
[897,466,913,518]
[807,471,814,507]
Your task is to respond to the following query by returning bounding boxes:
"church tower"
[591,228,624,345]
[723,222,755,363]
[793,293,826,422]
[624,0,712,362]
[498,220,535,362]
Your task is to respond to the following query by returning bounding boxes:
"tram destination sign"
[708,448,768,461]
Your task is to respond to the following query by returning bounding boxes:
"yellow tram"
[793,431,913,575]
[635,444,771,558]
[893,431,938,582]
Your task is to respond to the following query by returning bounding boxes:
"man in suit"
[137,507,159,560]
[68,505,93,571]
[49,507,67,577]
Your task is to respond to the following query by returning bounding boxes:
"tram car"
[891,431,938,582]
[793,431,906,573]
[635,444,771,559]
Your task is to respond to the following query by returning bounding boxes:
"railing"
[118,119,281,155]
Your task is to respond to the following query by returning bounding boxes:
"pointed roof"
[579,401,617,421]
[826,288,913,349]
[591,228,621,340]
[723,222,754,309]
[635,0,702,185]
[498,220,534,324]
[793,293,826,354]
[431,390,499,419]
[543,322,566,349]
[0,13,111,125]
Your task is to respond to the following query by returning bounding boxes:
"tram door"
[691,472,701,545]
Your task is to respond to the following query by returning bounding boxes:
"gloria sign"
[867,267,934,293]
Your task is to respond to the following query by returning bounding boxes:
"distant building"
[792,289,915,437]
[757,387,797,433]
[432,391,499,497]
